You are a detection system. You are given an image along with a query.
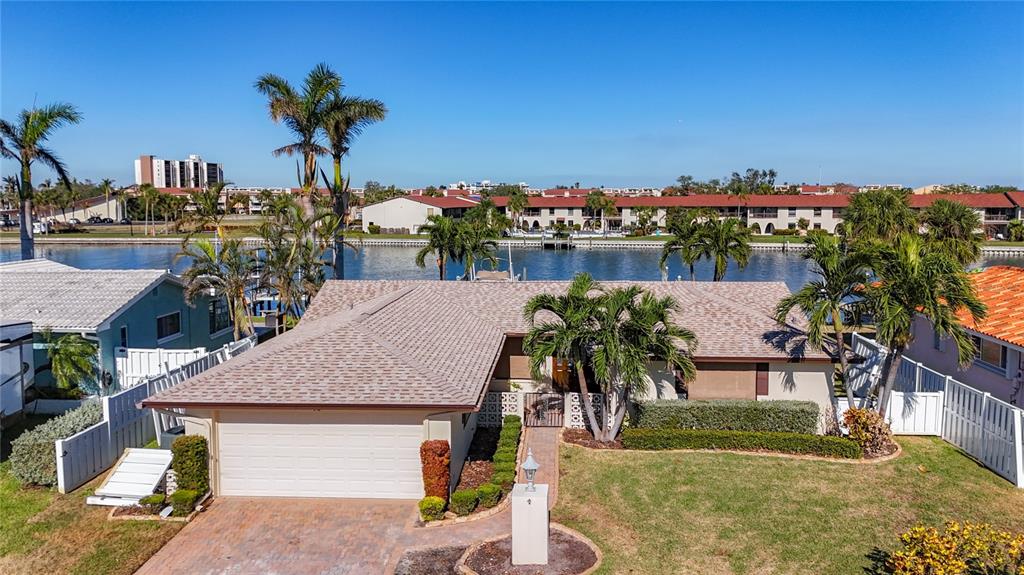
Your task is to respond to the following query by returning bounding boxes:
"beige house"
[361,195,478,234]
[142,280,833,500]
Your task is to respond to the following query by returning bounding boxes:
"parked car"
[102,217,114,224]
[68,218,82,226]
[87,216,102,224]
[119,217,131,225]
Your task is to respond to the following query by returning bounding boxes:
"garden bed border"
[454,522,603,575]
[106,492,212,523]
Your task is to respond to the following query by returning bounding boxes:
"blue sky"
[2,2,1022,189]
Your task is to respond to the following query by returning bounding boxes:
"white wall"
[0,322,33,419]
[361,197,432,233]
[765,361,836,432]
[43,197,123,223]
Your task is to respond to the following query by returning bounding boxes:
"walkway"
[135,426,562,574]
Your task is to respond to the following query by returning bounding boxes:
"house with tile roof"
[142,279,836,501]
[907,266,1024,406]
[361,195,480,233]
[0,259,234,394]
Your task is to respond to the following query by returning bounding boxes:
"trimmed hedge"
[420,440,451,499]
[9,401,103,486]
[621,428,863,459]
[138,493,165,514]
[492,450,516,464]
[492,471,515,489]
[633,400,819,435]
[170,489,199,517]
[493,461,516,475]
[477,483,501,508]
[450,488,478,516]
[171,435,209,494]
[418,496,446,521]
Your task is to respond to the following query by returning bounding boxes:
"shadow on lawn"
[862,547,892,575]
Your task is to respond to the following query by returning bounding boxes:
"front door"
[524,392,564,427]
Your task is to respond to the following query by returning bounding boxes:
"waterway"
[2,243,1022,291]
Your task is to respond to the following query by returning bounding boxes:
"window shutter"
[756,363,769,396]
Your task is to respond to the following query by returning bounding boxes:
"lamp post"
[511,447,548,565]
[522,449,539,492]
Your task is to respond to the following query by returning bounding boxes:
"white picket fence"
[842,334,1024,488]
[114,346,207,388]
[55,335,257,494]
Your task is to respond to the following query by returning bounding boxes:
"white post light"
[511,448,548,566]
[521,449,539,491]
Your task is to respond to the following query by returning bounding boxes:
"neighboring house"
[0,320,34,429]
[0,259,234,393]
[32,194,123,224]
[908,194,1017,239]
[1008,191,1024,222]
[361,196,479,234]
[141,279,832,501]
[907,266,1024,406]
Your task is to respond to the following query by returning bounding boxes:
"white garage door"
[217,410,425,499]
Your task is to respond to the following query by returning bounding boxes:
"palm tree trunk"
[689,262,695,282]
[575,366,603,438]
[438,255,446,280]
[832,324,855,405]
[18,165,34,260]
[608,387,629,441]
[332,155,346,280]
[877,346,904,418]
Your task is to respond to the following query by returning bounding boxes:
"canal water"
[2,243,1022,292]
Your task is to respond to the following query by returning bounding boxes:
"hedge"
[418,496,446,521]
[170,489,199,517]
[450,488,478,516]
[493,461,516,475]
[633,400,819,435]
[492,450,516,464]
[138,493,166,514]
[621,429,863,459]
[9,401,103,486]
[420,440,451,499]
[171,435,210,494]
[492,471,516,489]
[477,483,501,508]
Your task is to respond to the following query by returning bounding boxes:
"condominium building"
[134,154,224,189]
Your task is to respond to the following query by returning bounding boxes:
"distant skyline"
[2,1,1022,189]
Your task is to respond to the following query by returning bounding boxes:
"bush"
[171,435,209,494]
[844,407,896,458]
[621,428,862,459]
[9,401,103,486]
[170,489,199,517]
[418,496,446,522]
[887,521,1024,575]
[420,440,451,499]
[367,224,381,235]
[491,471,516,489]
[502,415,522,427]
[138,493,165,514]
[772,228,801,236]
[449,489,478,516]
[477,483,501,508]
[493,461,516,475]
[492,450,516,464]
[633,400,819,435]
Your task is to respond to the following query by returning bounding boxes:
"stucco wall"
[764,361,836,432]
[428,411,477,493]
[361,198,431,233]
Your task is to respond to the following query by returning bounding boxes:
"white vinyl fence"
[842,334,1024,488]
[114,346,207,388]
[55,336,256,493]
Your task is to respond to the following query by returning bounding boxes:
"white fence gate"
[114,346,207,388]
[55,336,257,494]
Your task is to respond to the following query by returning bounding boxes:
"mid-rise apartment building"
[134,154,224,189]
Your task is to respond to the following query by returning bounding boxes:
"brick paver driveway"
[136,428,561,575]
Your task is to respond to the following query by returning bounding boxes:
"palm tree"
[177,238,257,341]
[321,95,387,280]
[1009,219,1024,242]
[920,198,984,266]
[842,188,917,243]
[99,178,115,219]
[137,183,161,236]
[257,197,323,328]
[0,102,82,259]
[863,234,985,417]
[697,217,752,281]
[414,214,461,280]
[659,209,706,281]
[523,274,697,441]
[456,220,498,280]
[774,234,869,403]
[42,330,98,393]
[585,190,616,233]
[180,183,229,240]
[254,63,341,194]
[507,189,529,231]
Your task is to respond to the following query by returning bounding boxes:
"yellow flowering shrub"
[888,521,1024,575]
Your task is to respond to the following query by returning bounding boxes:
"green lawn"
[553,437,1024,575]
[0,462,181,575]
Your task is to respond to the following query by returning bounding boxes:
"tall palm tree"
[506,188,529,231]
[0,102,82,259]
[523,274,697,441]
[920,198,984,266]
[320,94,386,280]
[774,234,869,403]
[414,214,461,280]
[42,330,97,393]
[177,238,257,341]
[254,63,341,194]
[180,182,230,240]
[1009,219,1024,242]
[99,178,115,219]
[864,234,985,416]
[842,188,917,243]
[585,190,617,233]
[697,217,752,281]
[456,220,499,280]
[137,183,161,236]
[258,197,322,328]
[659,209,704,281]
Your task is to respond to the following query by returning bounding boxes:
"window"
[788,208,797,217]
[813,208,822,217]
[548,208,555,215]
[156,312,182,342]
[209,298,231,334]
[119,326,128,348]
[813,223,821,230]
[933,329,942,351]
[973,336,1007,371]
[788,223,796,230]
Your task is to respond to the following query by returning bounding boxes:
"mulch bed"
[562,429,622,450]
[467,427,501,460]
[457,460,496,490]
[463,530,598,575]
[394,545,468,575]
[111,506,158,518]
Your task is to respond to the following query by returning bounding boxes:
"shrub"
[367,224,381,235]
[621,428,862,459]
[492,450,516,464]
[844,407,896,458]
[491,471,516,490]
[418,496,446,522]
[502,415,522,427]
[493,461,516,475]
[171,435,209,494]
[138,493,165,514]
[772,228,801,236]
[633,400,819,435]
[887,521,1024,575]
[170,489,199,517]
[449,489,478,516]
[9,401,103,486]
[420,440,451,499]
[477,483,501,508]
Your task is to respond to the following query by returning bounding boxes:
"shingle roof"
[0,258,78,272]
[0,265,170,331]
[143,280,824,410]
[958,266,1024,349]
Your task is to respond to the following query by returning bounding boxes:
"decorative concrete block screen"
[480,391,606,429]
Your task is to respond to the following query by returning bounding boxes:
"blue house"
[0,259,234,394]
